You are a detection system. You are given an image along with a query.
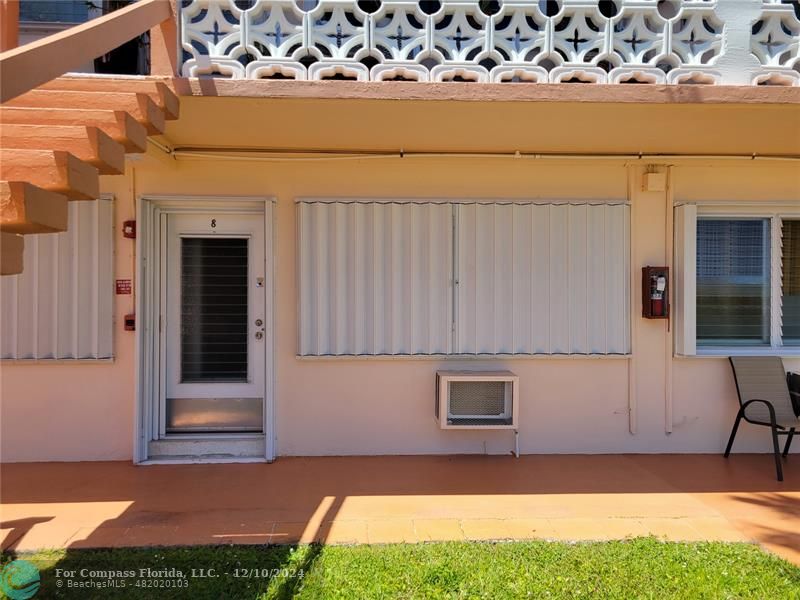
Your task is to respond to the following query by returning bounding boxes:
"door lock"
[255,319,263,327]
[255,331,264,340]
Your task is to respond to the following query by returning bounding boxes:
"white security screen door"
[161,212,265,434]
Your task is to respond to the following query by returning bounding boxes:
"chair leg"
[770,424,784,482]
[783,429,795,458]
[724,409,744,458]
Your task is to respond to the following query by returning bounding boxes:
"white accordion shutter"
[0,199,114,360]
[298,201,452,356]
[455,203,631,355]
[673,204,698,356]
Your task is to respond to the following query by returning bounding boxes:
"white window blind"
[298,200,631,357]
[673,206,800,356]
[298,201,452,355]
[782,219,800,344]
[696,218,771,346]
[455,203,630,355]
[0,198,114,360]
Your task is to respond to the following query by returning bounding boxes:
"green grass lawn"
[2,538,799,599]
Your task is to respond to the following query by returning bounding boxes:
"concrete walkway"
[1,455,798,565]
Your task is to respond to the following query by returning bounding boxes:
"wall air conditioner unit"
[435,371,519,430]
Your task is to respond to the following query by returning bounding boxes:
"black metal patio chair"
[725,356,799,482]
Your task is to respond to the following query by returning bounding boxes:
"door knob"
[255,319,263,327]
[255,331,264,340]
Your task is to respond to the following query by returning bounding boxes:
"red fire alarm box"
[642,266,669,319]
[124,313,136,331]
[122,220,136,239]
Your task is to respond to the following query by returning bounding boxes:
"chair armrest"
[740,398,779,427]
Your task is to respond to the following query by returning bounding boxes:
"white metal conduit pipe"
[147,141,800,163]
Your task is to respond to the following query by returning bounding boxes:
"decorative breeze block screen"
[298,200,630,356]
[0,199,114,360]
[181,1,800,86]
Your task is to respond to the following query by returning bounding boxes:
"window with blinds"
[0,199,114,360]
[180,237,249,382]
[783,220,800,345]
[674,208,800,356]
[696,219,771,346]
[298,200,631,356]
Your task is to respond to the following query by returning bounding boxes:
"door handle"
[255,318,264,340]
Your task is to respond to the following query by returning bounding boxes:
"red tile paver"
[1,455,798,565]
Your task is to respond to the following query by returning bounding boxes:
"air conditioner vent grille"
[436,371,518,430]
[447,416,514,427]
[449,381,506,416]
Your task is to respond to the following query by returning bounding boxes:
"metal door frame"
[135,196,276,463]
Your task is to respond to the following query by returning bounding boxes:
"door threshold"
[147,435,266,461]
[140,456,271,465]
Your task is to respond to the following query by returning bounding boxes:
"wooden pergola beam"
[7,90,165,135]
[0,107,148,153]
[0,182,68,234]
[0,0,171,102]
[43,77,180,120]
[0,0,19,52]
[0,149,99,200]
[1,124,125,175]
[1,232,24,275]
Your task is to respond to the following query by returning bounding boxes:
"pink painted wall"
[1,148,798,462]
[1,173,136,461]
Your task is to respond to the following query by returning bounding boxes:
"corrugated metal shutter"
[455,203,630,355]
[0,198,114,360]
[298,200,630,357]
[298,201,452,355]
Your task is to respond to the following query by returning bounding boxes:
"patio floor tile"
[685,518,752,542]
[499,518,555,540]
[460,519,516,541]
[546,518,650,541]
[1,456,797,565]
[318,520,368,545]
[270,522,312,545]
[637,518,709,541]
[367,520,417,544]
[413,519,464,542]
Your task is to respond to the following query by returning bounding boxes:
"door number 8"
[210,219,217,228]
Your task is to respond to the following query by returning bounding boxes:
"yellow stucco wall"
[1,97,799,461]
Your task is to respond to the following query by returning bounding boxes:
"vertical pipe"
[627,166,638,435]
[72,204,80,359]
[665,166,674,434]
[30,236,38,359]
[149,0,178,75]
[450,204,459,354]
[52,229,59,358]
[93,200,100,359]
[0,0,19,51]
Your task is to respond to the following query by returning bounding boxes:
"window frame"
[677,203,800,357]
